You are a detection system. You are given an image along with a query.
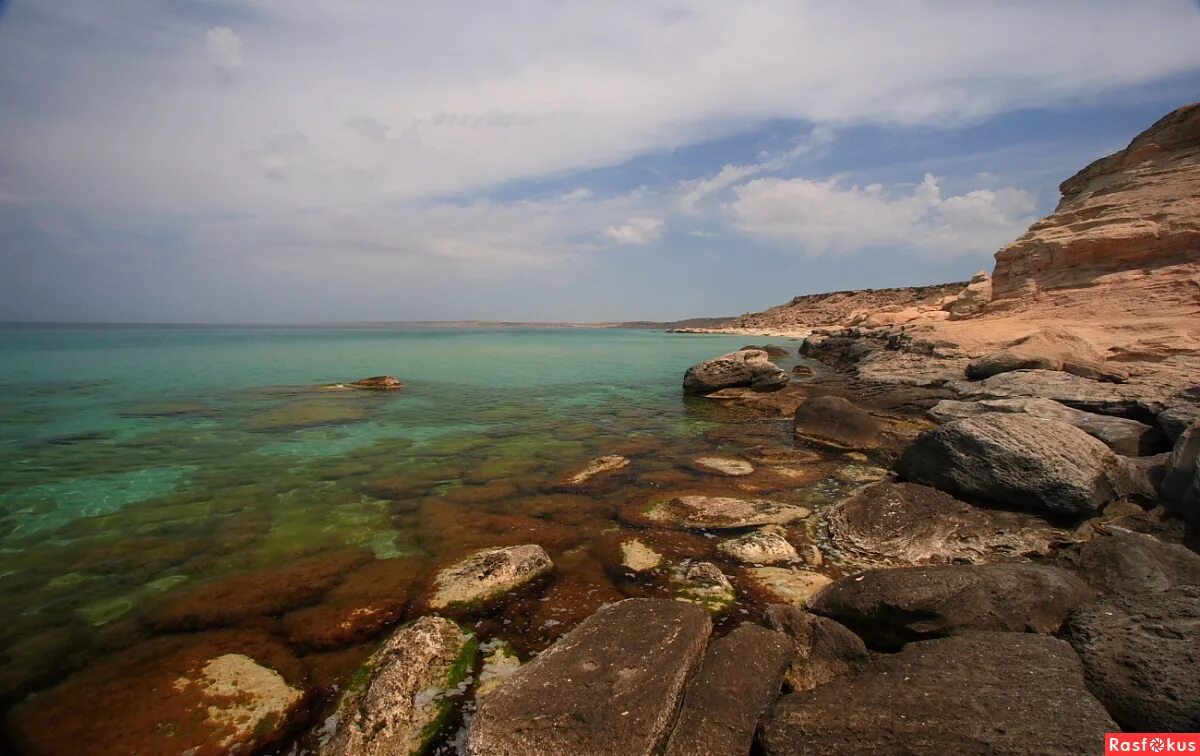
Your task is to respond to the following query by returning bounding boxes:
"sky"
[2,1,1199,323]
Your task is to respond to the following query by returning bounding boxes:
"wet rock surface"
[467,598,711,756]
[558,454,630,486]
[626,493,811,529]
[809,563,1094,649]
[763,605,868,692]
[683,349,789,395]
[663,623,793,756]
[898,413,1137,516]
[792,395,882,451]
[344,375,405,390]
[672,561,737,614]
[1063,585,1200,733]
[759,633,1118,756]
[320,616,477,756]
[425,545,553,612]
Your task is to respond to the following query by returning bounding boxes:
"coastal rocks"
[948,369,1156,418]
[828,482,1072,566]
[897,414,1135,516]
[809,563,1093,649]
[345,375,404,390]
[746,567,832,605]
[176,654,304,751]
[467,599,711,756]
[662,624,793,756]
[1157,386,1200,440]
[425,545,553,612]
[763,605,868,692]
[476,641,521,699]
[945,270,991,320]
[1055,530,1200,596]
[625,494,811,530]
[618,537,664,573]
[321,617,477,756]
[672,561,736,613]
[929,397,1161,456]
[759,633,1118,756]
[1162,420,1200,522]
[792,395,881,450]
[741,344,791,357]
[689,455,754,477]
[965,328,1126,383]
[558,455,629,486]
[717,530,799,565]
[1062,585,1200,732]
[682,349,789,395]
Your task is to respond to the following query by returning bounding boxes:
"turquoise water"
[0,324,846,752]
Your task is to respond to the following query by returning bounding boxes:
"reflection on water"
[0,325,871,753]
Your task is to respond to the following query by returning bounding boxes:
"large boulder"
[792,395,881,451]
[965,328,1126,383]
[663,624,793,756]
[1157,385,1200,441]
[1161,420,1200,522]
[948,369,1155,418]
[828,481,1073,566]
[763,605,868,692]
[1062,585,1200,732]
[1055,530,1200,596]
[321,616,477,756]
[897,413,1138,516]
[929,397,1162,456]
[467,599,711,756]
[424,545,553,612]
[759,633,1118,755]
[808,563,1094,649]
[683,350,788,395]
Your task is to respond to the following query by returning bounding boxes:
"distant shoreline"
[0,318,736,331]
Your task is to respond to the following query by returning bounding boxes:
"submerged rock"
[897,413,1137,516]
[828,481,1073,566]
[177,654,304,751]
[683,349,789,395]
[746,567,832,606]
[759,633,1117,756]
[345,375,405,390]
[763,605,868,692]
[663,624,793,756]
[626,494,811,530]
[467,598,711,756]
[321,616,477,756]
[689,455,754,476]
[618,537,664,573]
[792,395,881,451]
[425,545,553,612]
[558,454,630,486]
[717,530,799,565]
[475,640,522,699]
[672,561,736,614]
[809,563,1093,649]
[1063,585,1200,733]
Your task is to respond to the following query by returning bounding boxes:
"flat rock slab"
[627,494,811,529]
[763,605,868,692]
[1055,530,1200,595]
[947,369,1160,418]
[559,455,630,486]
[426,545,553,612]
[809,563,1094,649]
[828,481,1073,566]
[663,624,793,756]
[793,395,882,451]
[467,598,712,756]
[717,530,799,565]
[1063,585,1200,732]
[759,632,1117,755]
[746,567,832,606]
[690,456,755,476]
[321,616,477,756]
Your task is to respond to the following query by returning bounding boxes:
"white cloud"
[728,173,1036,256]
[602,217,664,245]
[205,26,243,73]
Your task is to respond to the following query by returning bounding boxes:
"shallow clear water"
[0,324,867,753]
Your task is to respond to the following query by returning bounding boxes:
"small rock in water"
[426,545,553,612]
[346,375,405,390]
[793,396,882,451]
[560,455,630,486]
[690,455,755,477]
[717,530,799,565]
[672,561,737,614]
[619,538,663,573]
[628,494,810,530]
[746,567,831,606]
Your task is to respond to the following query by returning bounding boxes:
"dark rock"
[948,369,1161,420]
[793,395,881,451]
[808,563,1094,649]
[1056,530,1200,595]
[1162,420,1200,523]
[345,375,404,390]
[662,624,792,756]
[897,413,1138,516]
[683,350,789,395]
[759,633,1117,756]
[741,344,791,358]
[828,481,1073,566]
[763,605,868,692]
[1155,385,1200,441]
[1062,585,1200,732]
[466,598,711,756]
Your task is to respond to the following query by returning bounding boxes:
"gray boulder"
[759,633,1117,756]
[763,605,868,692]
[663,624,793,756]
[948,369,1156,418]
[683,349,788,395]
[928,397,1162,456]
[1155,385,1200,441]
[467,599,711,756]
[897,413,1138,516]
[808,563,1094,649]
[965,328,1126,383]
[1162,420,1200,523]
[1056,530,1200,595]
[1063,585,1200,732]
[793,395,881,450]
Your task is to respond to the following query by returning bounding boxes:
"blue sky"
[2,2,1199,323]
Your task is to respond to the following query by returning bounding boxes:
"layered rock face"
[990,103,1200,305]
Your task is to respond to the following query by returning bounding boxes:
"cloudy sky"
[2,1,1199,323]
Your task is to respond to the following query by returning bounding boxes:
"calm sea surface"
[0,324,861,752]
